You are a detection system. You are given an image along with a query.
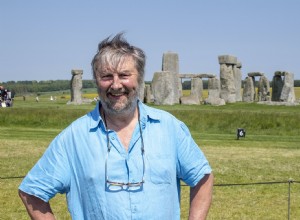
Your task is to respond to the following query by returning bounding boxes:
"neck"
[102,106,138,131]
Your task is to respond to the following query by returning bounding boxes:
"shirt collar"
[138,100,160,125]
[88,100,161,130]
[89,101,104,130]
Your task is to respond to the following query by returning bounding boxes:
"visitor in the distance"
[18,32,214,220]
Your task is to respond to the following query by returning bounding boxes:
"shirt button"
[133,206,137,212]
[111,137,115,140]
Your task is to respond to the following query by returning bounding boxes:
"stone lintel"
[248,72,264,77]
[179,73,216,78]
[274,71,287,76]
[218,55,237,65]
[236,61,242,68]
[71,69,83,75]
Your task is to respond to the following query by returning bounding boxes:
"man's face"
[95,56,140,115]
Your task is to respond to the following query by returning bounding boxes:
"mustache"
[107,88,129,95]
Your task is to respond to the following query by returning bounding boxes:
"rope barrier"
[182,179,300,220]
[180,179,299,187]
[2,176,299,219]
[0,176,25,180]
[1,175,299,185]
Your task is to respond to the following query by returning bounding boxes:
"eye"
[100,74,113,81]
[119,73,131,80]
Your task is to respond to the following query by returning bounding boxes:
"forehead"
[97,55,137,73]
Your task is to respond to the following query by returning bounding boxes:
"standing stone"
[257,75,270,101]
[243,77,255,102]
[162,51,179,73]
[219,55,237,103]
[247,72,265,101]
[205,77,225,106]
[271,74,283,101]
[139,82,145,102]
[233,62,242,101]
[144,84,153,103]
[162,52,182,98]
[190,78,203,101]
[207,77,220,99]
[280,72,296,102]
[180,78,202,105]
[70,69,83,104]
[151,71,179,105]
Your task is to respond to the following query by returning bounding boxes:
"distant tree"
[83,80,97,88]
[2,80,97,95]
[182,81,191,90]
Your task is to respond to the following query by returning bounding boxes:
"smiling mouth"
[108,91,128,98]
[107,88,129,97]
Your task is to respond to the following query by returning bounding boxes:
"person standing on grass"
[18,33,213,220]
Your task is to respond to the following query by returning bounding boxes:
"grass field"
[1,89,300,219]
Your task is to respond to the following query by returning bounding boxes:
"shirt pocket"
[148,156,172,184]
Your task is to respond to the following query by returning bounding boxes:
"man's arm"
[189,173,214,220]
[18,190,55,220]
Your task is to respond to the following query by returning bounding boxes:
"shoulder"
[57,105,100,139]
[141,103,179,122]
[141,103,190,133]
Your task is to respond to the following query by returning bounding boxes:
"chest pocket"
[148,155,172,184]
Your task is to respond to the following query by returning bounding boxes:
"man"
[19,33,213,220]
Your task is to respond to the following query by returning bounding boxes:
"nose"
[110,74,122,90]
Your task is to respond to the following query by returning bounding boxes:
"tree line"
[1,80,97,96]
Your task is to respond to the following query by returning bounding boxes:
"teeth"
[111,93,123,96]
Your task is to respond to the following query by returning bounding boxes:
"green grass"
[294,87,300,99]
[1,93,300,219]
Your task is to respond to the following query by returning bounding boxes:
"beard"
[99,86,139,116]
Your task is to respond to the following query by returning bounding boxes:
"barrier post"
[287,179,293,220]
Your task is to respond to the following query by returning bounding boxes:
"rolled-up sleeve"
[176,122,212,187]
[19,132,71,202]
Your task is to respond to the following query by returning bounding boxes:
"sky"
[1,0,300,83]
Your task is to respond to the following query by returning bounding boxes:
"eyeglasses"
[103,107,145,190]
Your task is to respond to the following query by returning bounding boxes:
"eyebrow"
[101,70,133,75]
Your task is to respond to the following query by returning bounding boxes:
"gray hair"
[91,32,146,85]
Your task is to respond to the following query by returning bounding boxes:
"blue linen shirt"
[19,101,212,220]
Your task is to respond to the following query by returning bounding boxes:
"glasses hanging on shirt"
[103,104,145,191]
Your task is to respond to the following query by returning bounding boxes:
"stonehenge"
[148,52,297,106]
[150,53,238,105]
[69,52,297,106]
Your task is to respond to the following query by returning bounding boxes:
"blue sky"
[1,0,300,83]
